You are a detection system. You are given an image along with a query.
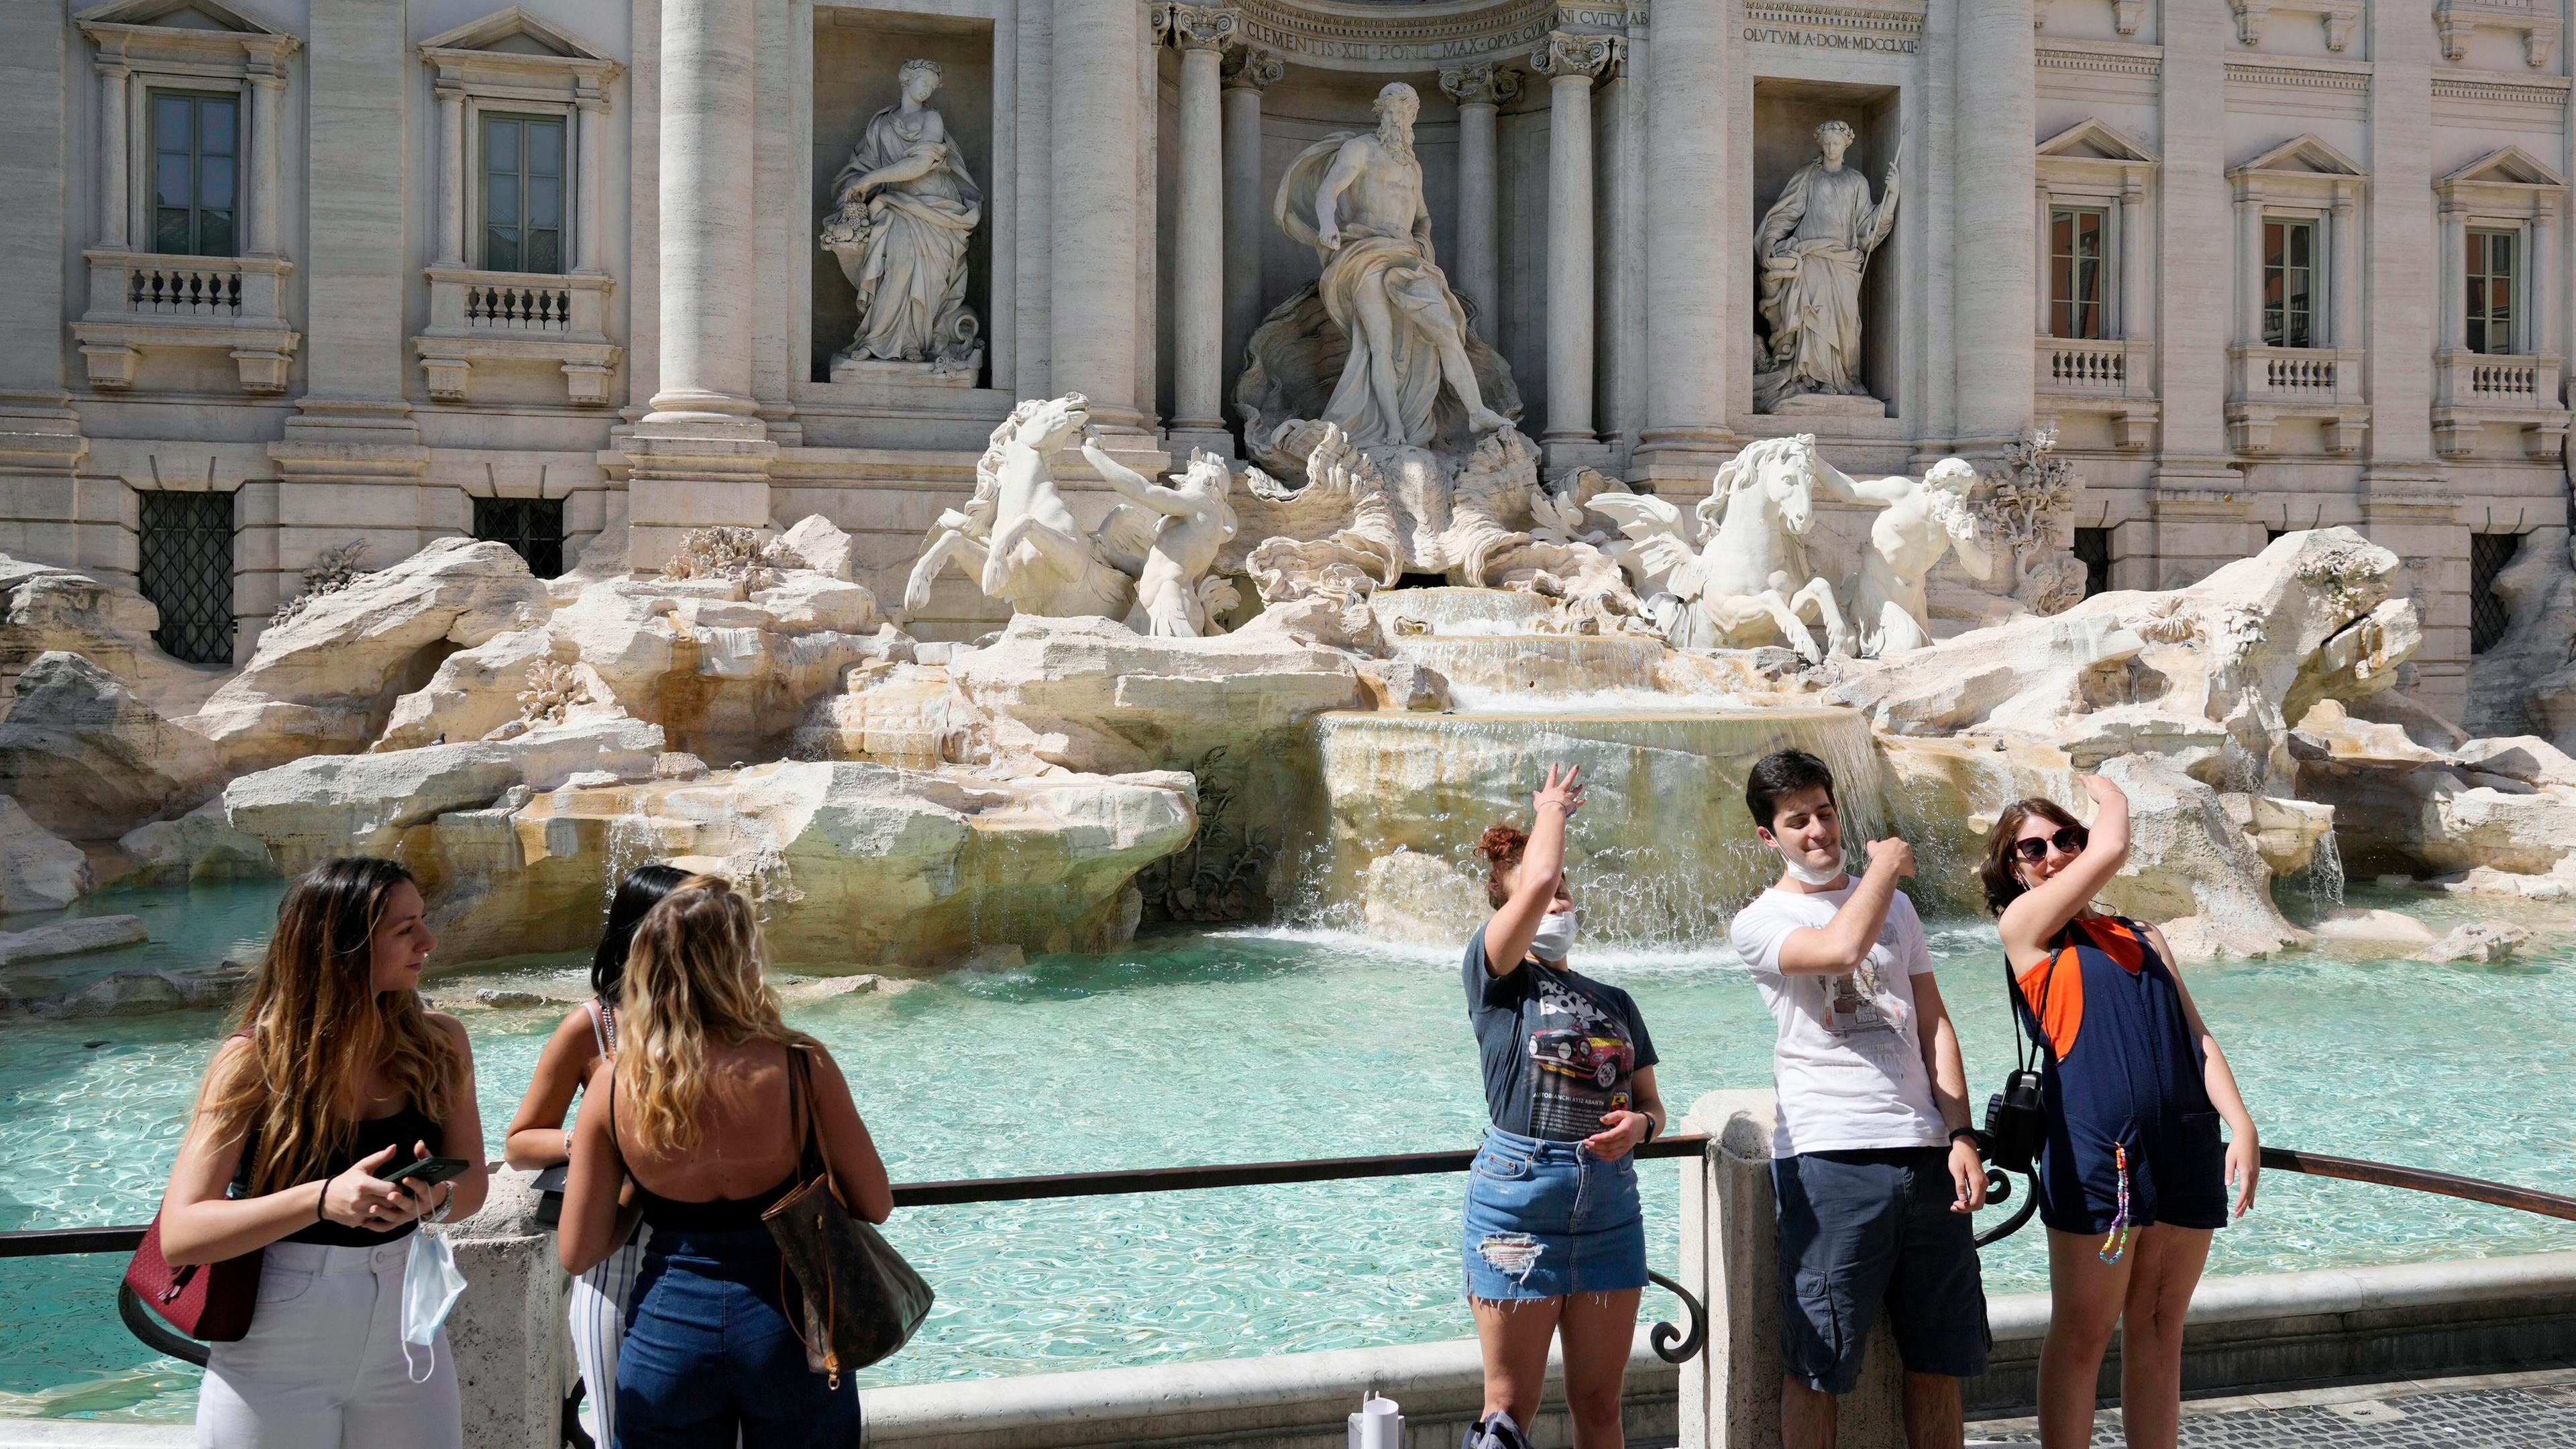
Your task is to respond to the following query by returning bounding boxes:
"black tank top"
[282,1106,445,1246]
[609,1057,802,1232]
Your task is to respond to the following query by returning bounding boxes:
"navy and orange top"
[2011,914,2229,1236]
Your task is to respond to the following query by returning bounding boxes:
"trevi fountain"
[5,34,2576,1436]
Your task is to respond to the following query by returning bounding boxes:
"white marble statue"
[1273,82,1513,449]
[1755,121,1900,411]
[1081,442,1244,637]
[821,58,983,374]
[1809,454,1994,657]
[1589,434,1851,661]
[902,395,1148,622]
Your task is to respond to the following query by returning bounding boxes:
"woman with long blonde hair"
[559,874,892,1448]
[159,857,488,1449]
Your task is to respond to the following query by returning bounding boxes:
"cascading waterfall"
[2281,824,2347,920]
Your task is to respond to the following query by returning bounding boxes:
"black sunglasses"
[2011,824,2088,864]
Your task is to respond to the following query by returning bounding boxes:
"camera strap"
[2001,929,2068,1074]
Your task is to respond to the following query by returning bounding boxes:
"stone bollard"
[428,1165,567,1449]
[1678,1090,1907,1449]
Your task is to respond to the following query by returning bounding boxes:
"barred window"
[137,491,235,665]
[472,496,564,578]
[2470,531,2522,655]
[2073,527,2111,600]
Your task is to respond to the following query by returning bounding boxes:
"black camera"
[1982,1068,2046,1175]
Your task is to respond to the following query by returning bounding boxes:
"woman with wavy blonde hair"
[158,856,488,1449]
[559,874,893,1448]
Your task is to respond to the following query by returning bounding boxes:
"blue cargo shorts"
[1772,1146,1990,1393]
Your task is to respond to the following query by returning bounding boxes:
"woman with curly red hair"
[1457,764,1666,1449]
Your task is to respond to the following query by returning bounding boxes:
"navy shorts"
[2036,1109,2230,1236]
[1772,1147,1990,1393]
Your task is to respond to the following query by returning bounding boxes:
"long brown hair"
[196,857,460,1195]
[1979,797,2086,916]
[616,875,815,1155]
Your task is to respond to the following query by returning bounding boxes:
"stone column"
[1,4,92,578]
[2237,193,2263,345]
[1953,0,2035,447]
[435,80,466,266]
[625,0,772,570]
[1532,32,1617,464]
[2530,209,2553,358]
[2440,202,2469,350]
[95,54,127,249]
[1049,0,1148,431]
[1156,3,1237,454]
[577,83,610,274]
[1221,48,1281,397]
[2120,178,2146,339]
[246,58,284,258]
[1439,60,1518,343]
[2034,181,2052,337]
[1635,0,1731,483]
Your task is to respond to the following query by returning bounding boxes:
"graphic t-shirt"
[1728,884,1947,1157]
[1464,924,1660,1142]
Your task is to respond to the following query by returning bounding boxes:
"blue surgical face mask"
[1529,908,1578,963]
[400,1230,467,1383]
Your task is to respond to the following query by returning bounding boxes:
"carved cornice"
[2224,60,2370,93]
[2036,40,2161,78]
[1222,45,1286,90]
[1529,29,1619,78]
[1739,1,1925,39]
[2431,70,2572,106]
[1152,2,1242,53]
[1439,58,1524,106]
[1233,0,1583,72]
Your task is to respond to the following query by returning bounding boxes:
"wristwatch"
[1949,1126,1984,1148]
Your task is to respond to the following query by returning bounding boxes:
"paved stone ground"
[1967,1370,2576,1447]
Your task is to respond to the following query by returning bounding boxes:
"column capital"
[1530,30,1620,81]
[1221,45,1284,91]
[1439,60,1523,107]
[93,54,131,80]
[1151,2,1239,54]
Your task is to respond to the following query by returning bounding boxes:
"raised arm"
[1773,837,1913,975]
[1998,775,2131,969]
[1482,765,1584,975]
[1081,439,1195,518]
[1805,452,1910,507]
[502,1010,598,1170]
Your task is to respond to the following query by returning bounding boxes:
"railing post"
[429,1166,567,1449]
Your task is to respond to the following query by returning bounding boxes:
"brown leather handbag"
[123,1119,264,1342]
[763,1049,932,1387]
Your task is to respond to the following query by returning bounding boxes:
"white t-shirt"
[1729,883,1948,1157]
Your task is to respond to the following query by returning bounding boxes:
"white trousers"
[195,1238,460,1449]
[568,1237,646,1446]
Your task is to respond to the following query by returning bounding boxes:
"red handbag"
[123,1118,264,1342]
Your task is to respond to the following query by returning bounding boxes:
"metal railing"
[9,1136,2576,1435]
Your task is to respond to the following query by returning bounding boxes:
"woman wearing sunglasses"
[1981,775,2259,1449]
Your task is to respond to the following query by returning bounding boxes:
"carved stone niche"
[1750,78,1904,421]
[808,8,997,389]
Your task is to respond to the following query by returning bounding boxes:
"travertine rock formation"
[0,795,91,911]
[0,555,229,716]
[0,651,224,838]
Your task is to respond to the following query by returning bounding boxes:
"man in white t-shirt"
[1728,748,1990,1449]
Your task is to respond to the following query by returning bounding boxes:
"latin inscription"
[1743,25,1920,52]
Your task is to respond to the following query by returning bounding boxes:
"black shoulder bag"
[1981,951,2055,1175]
[763,1049,934,1387]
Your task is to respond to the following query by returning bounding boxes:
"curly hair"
[1479,822,1529,908]
[616,875,817,1156]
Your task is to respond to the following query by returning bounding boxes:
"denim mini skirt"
[1461,1125,1648,1301]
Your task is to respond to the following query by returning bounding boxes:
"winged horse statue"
[1588,433,1852,661]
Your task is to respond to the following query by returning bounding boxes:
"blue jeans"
[614,1226,862,1448]
[1460,1126,1647,1301]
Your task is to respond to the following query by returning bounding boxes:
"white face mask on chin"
[1529,908,1579,963]
[1772,841,1847,887]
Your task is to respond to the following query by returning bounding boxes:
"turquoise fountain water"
[3,879,2573,1421]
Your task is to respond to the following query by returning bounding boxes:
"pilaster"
[1951,0,2034,450]
[1439,61,1519,345]
[1223,48,1284,395]
[1633,0,1734,484]
[1155,3,1238,455]
[1531,32,1619,472]
[1048,0,1150,431]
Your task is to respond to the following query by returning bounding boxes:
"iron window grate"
[472,496,564,579]
[2470,531,2522,655]
[137,491,235,665]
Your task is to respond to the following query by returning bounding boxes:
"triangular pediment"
[2037,117,2159,164]
[2231,133,2367,179]
[76,0,278,34]
[2443,145,2567,189]
[419,6,605,61]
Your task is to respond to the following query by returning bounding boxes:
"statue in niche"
[1807,454,1995,657]
[1079,441,1244,637]
[1754,120,1900,412]
[1238,81,1519,464]
[820,58,983,380]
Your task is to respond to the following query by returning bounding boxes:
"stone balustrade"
[2432,347,2569,458]
[414,267,620,407]
[2033,337,2159,451]
[71,250,299,394]
[2224,345,2369,454]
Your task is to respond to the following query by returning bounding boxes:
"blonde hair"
[197,858,460,1195]
[616,875,814,1155]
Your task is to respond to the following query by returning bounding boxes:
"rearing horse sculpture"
[1590,433,1851,660]
[901,394,1151,623]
